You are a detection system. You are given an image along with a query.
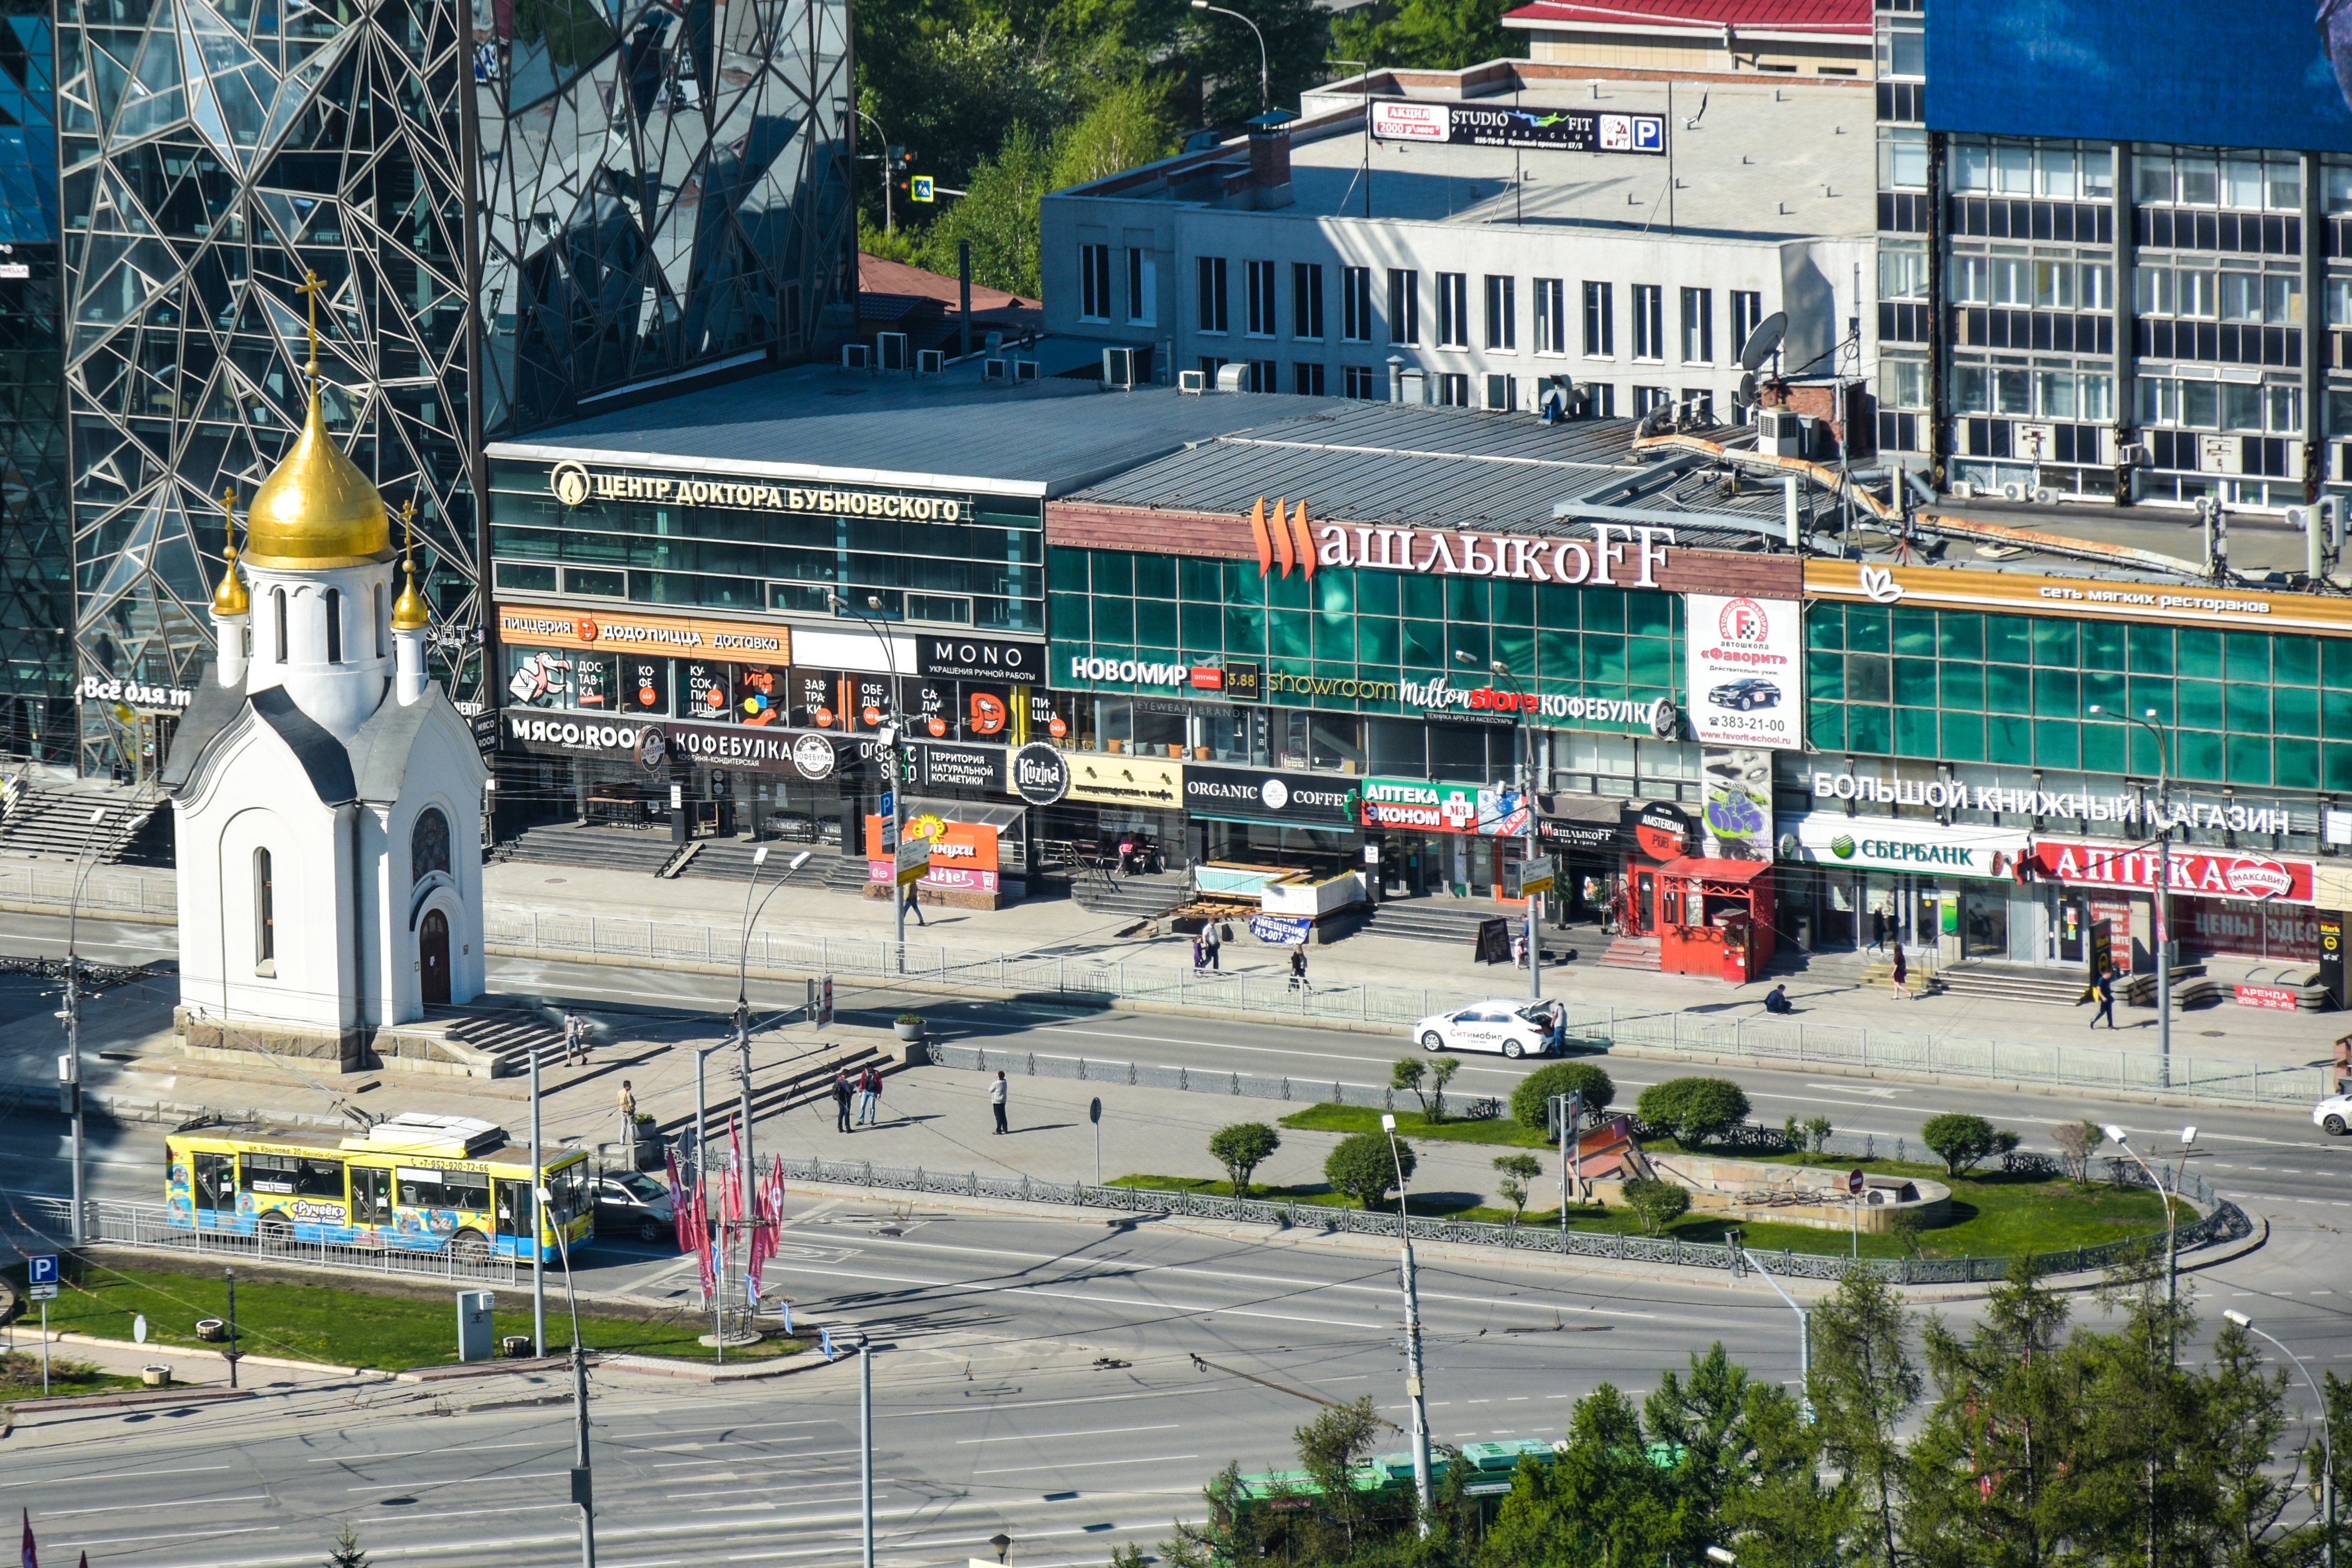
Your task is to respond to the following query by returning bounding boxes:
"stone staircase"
[497,822,869,893]
[1857,948,1944,997]
[1936,960,2091,1007]
[441,1009,570,1075]
[1359,896,1514,948]
[0,783,173,866]
[1597,933,1662,972]
[1070,868,1189,923]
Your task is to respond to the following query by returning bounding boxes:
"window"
[1387,268,1419,344]
[2329,277,2352,328]
[1730,290,1765,349]
[1534,278,1565,354]
[1988,254,2029,307]
[1436,271,1469,347]
[1952,255,1989,305]
[1485,374,1515,411]
[1080,243,1111,321]
[1587,383,1616,418]
[1248,358,1277,392]
[239,1153,345,1198]
[1196,256,1229,333]
[324,587,343,663]
[2219,271,2262,323]
[1582,281,1614,356]
[2080,263,2113,311]
[1484,275,1516,351]
[2033,260,2074,311]
[1436,372,1471,406]
[2178,269,2217,319]
[1292,262,1324,340]
[1344,364,1378,399]
[272,587,288,663]
[411,806,452,885]
[1126,248,1156,324]
[373,584,385,657]
[1198,354,1227,382]
[254,847,274,969]
[2263,274,2301,325]
[2267,383,2303,433]
[1246,260,1277,336]
[1885,359,1929,409]
[1632,284,1663,360]
[2136,265,2175,316]
[1880,128,1928,191]
[1631,386,1671,415]
[1341,266,1372,342]
[395,1166,492,1212]
[1293,362,1327,395]
[1679,389,1714,422]
[1679,287,1713,363]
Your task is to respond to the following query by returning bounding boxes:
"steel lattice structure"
[56,0,852,774]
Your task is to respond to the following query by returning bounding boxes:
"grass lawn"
[1115,1150,2182,1262]
[1280,1104,1556,1150]
[0,1350,143,1403]
[16,1264,805,1370]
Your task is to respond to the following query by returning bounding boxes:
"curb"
[601,1349,820,1383]
[44,1331,372,1377]
[4,1386,255,1415]
[396,1354,593,1384]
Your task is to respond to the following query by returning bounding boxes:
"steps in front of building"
[1936,960,2089,1006]
[1597,934,1662,972]
[1359,898,1513,947]
[1072,870,1188,922]
[0,785,171,866]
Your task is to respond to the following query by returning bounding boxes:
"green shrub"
[1621,1177,1691,1236]
[1207,1122,1281,1199]
[1324,1132,1414,1209]
[1510,1062,1616,1134]
[1920,1112,2021,1179]
[1634,1077,1752,1146]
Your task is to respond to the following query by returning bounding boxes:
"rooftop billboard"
[1928,0,2352,153]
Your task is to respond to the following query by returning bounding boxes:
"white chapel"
[163,324,488,1067]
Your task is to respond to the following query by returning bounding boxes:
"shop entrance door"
[1960,892,2008,958]
[1630,868,1659,934]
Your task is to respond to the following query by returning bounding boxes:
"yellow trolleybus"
[164,1111,595,1262]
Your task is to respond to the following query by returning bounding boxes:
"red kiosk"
[1653,857,1776,984]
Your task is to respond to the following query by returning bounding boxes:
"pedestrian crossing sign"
[911,176,934,203]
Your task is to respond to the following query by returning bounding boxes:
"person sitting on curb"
[1763,984,1793,1015]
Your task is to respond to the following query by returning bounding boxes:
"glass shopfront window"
[1806,601,2348,792]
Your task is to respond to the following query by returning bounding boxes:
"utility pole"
[544,1177,596,1568]
[531,1037,546,1357]
[859,1336,876,1568]
[223,1267,242,1389]
[1381,1113,1433,1533]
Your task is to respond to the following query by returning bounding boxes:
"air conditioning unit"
[1949,479,1974,499]
[982,357,1010,382]
[1178,368,1207,394]
[1215,363,1249,393]
[2031,485,2058,505]
[1759,407,1803,457]
[2120,442,2150,468]
[1396,368,1427,404]
[840,343,871,370]
[1103,347,1138,388]
[915,348,944,376]
[1999,481,2027,502]
[1014,359,1040,382]
[875,331,909,372]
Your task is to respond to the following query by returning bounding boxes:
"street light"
[2222,1309,2334,1568]
[831,591,909,973]
[1737,1247,1812,1425]
[1190,0,1269,112]
[2103,1124,2182,1360]
[2086,703,2175,1085]
[1458,651,1541,1003]
[1379,1111,1433,1532]
[60,804,108,1244]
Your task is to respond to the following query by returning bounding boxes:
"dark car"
[1708,677,1781,710]
[592,1170,676,1241]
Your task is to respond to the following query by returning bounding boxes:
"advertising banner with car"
[1685,594,1802,749]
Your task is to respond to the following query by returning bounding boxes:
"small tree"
[1493,1153,1542,1226]
[1919,1112,2022,1179]
[1634,1077,1752,1147]
[1889,1209,1930,1259]
[2051,1118,2102,1181]
[328,1523,371,1568]
[1510,1061,1616,1134]
[1427,1056,1460,1122]
[1804,1115,1835,1156]
[1207,1122,1281,1199]
[1325,1131,1413,1210]
[1391,1056,1430,1116]
[1621,1176,1690,1237]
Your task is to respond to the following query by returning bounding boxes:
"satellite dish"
[1736,370,1757,407]
[1739,311,1788,372]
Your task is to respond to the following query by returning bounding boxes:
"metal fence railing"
[2,1194,519,1286]
[484,909,2333,1109]
[773,1153,2249,1287]
[927,1041,1506,1118]
[0,861,178,920]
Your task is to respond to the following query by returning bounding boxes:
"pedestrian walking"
[564,1009,587,1066]
[856,1064,882,1125]
[833,1069,854,1134]
[902,886,928,927]
[1868,909,1888,952]
[1191,933,1207,970]
[1117,835,1135,876]
[617,1079,636,1155]
[1511,932,1528,969]
[989,1070,1008,1135]
[1205,923,1223,970]
[1890,945,1909,1000]
[2090,966,2116,1029]
[1287,946,1311,993]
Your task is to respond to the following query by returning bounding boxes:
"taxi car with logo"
[1411,1000,1562,1058]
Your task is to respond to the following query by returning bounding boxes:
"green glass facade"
[1047,547,1685,726]
[1805,602,2352,792]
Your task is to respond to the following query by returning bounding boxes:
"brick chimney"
[1225,108,1295,210]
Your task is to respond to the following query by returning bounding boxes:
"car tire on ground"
[1502,1040,1524,1059]
[2326,1114,2348,1136]
[1419,1031,1445,1052]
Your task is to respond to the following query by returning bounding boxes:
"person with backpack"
[856,1064,883,1124]
[1288,946,1310,993]
[2090,966,2116,1029]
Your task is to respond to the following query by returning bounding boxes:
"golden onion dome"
[242,383,394,569]
[391,563,431,631]
[211,543,251,618]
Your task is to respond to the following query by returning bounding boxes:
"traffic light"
[808,973,834,1029]
[886,145,911,175]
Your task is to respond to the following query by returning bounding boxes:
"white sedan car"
[1413,1000,1560,1059]
[2315,1093,2352,1136]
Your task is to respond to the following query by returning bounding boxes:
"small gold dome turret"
[211,486,250,617]
[392,501,431,630]
[240,271,393,571]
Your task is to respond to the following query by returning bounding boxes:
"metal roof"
[1500,0,1870,33]
[486,351,1353,498]
[1065,403,1793,547]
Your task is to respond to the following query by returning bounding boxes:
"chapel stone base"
[174,1007,369,1073]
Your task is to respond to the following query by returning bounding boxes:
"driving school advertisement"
[1685,594,1802,749]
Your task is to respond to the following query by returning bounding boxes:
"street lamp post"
[541,1179,596,1568]
[1461,652,1541,1002]
[733,845,773,1227]
[2222,1309,2334,1568]
[858,1335,876,1568]
[1738,1247,1812,1423]
[692,1037,737,1357]
[854,108,894,233]
[2104,1124,2185,1361]
[1379,1112,1433,1532]
[60,805,109,1244]
[2086,704,2174,1087]
[1190,0,1268,112]
[831,592,908,974]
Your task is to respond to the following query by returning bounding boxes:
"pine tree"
[2070,1259,2206,1566]
[1809,1268,1920,1568]
[326,1523,370,1568]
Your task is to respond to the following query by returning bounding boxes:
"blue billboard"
[1928,0,2352,153]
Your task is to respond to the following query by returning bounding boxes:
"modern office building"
[1038,59,1875,431]
[53,0,852,775]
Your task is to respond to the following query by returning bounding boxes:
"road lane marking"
[307,1440,561,1463]
[756,1260,1386,1330]
[347,1471,571,1492]
[0,1463,233,1489]
[956,1425,1180,1444]
[52,1526,281,1549]
[37,1495,269,1518]
[972,1454,1197,1475]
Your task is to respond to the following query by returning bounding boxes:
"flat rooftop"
[488,349,1352,498]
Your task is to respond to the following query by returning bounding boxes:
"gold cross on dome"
[220,485,239,550]
[399,497,418,562]
[293,268,326,373]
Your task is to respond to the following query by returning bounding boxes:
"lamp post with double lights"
[1379,1111,1434,1532]
[1459,651,1541,1002]
[2086,703,2174,1086]
[831,591,909,972]
[2222,1309,2334,1568]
